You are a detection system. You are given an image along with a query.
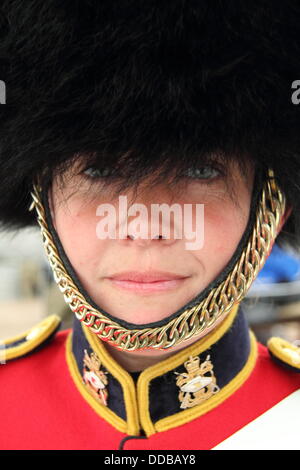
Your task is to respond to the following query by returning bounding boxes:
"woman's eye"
[83,167,117,179]
[184,166,221,180]
[82,165,220,181]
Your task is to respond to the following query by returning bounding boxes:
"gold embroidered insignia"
[82,349,109,406]
[175,354,220,409]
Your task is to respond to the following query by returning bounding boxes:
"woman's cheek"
[201,202,248,266]
[53,200,100,268]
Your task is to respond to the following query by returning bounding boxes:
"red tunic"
[0,324,299,450]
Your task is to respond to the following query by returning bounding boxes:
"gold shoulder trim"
[1,314,61,361]
[268,337,300,372]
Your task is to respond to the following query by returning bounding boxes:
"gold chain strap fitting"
[29,168,286,351]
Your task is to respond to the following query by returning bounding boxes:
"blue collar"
[66,303,257,437]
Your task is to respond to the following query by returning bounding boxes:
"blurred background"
[0,227,73,339]
[0,226,300,344]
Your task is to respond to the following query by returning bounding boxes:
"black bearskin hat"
[0,1,300,249]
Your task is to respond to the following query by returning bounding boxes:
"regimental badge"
[82,349,109,406]
[175,354,220,409]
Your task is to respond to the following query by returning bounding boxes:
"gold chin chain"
[29,168,286,351]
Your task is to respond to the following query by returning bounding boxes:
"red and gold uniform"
[0,303,299,450]
[0,1,300,451]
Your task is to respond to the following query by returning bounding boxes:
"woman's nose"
[125,229,177,246]
[127,233,166,241]
[126,223,178,246]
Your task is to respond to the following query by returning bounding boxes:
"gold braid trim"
[29,168,286,351]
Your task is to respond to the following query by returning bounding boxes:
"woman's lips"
[106,271,189,293]
[107,278,188,293]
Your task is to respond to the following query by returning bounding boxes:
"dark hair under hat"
[0,1,300,249]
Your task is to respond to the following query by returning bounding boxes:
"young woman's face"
[49,158,254,331]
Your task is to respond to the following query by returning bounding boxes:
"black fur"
[0,1,300,249]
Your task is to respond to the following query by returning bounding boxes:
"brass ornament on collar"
[29,168,286,352]
[82,349,109,406]
[175,354,220,409]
